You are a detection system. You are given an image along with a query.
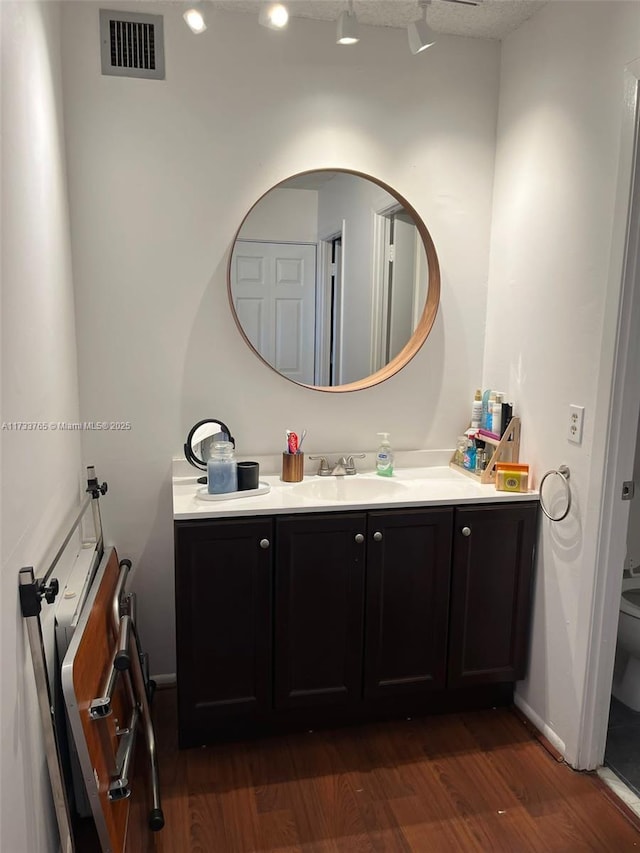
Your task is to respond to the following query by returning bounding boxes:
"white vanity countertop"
[173,464,539,521]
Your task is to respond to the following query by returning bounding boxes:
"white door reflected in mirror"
[228,169,440,392]
[232,241,317,385]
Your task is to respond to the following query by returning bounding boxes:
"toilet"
[613,576,640,711]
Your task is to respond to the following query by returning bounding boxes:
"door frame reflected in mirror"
[227,168,440,393]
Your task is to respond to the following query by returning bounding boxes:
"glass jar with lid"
[207,440,238,494]
[454,436,468,467]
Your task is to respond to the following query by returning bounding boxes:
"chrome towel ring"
[539,465,571,522]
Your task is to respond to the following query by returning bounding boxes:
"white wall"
[1,3,82,851]
[239,187,319,242]
[486,2,640,764]
[61,3,500,676]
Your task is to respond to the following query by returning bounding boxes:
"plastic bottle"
[475,444,487,473]
[207,440,238,494]
[471,389,483,428]
[492,392,504,436]
[500,401,513,437]
[463,439,476,471]
[376,433,394,477]
[484,392,495,430]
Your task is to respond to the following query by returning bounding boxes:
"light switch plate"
[568,404,584,444]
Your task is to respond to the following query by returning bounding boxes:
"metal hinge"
[622,481,635,500]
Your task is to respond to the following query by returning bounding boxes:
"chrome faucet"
[331,457,348,476]
[309,454,366,476]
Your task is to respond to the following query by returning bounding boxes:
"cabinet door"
[274,513,367,709]
[448,503,538,687]
[364,508,453,699]
[174,518,273,744]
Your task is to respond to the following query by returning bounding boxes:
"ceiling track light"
[408,0,436,55]
[183,1,208,34]
[259,3,289,30]
[337,0,359,45]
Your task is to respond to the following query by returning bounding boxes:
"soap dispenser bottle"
[376,433,394,477]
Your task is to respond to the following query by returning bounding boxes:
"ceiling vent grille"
[99,9,165,80]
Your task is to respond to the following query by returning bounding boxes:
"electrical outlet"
[568,404,584,444]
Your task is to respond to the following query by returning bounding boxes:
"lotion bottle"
[376,433,394,477]
[471,389,483,428]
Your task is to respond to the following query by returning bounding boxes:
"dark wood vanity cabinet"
[364,508,453,698]
[273,509,453,709]
[174,501,538,746]
[448,503,538,687]
[274,513,367,709]
[174,517,273,747]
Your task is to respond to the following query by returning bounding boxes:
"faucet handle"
[309,455,331,476]
[345,453,366,475]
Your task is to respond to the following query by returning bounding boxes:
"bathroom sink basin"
[291,476,407,503]
[392,466,465,481]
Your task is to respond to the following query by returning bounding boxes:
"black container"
[237,461,260,491]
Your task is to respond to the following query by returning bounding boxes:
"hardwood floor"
[124,689,640,852]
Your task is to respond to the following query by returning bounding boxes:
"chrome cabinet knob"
[354,533,364,544]
[461,527,471,537]
[373,531,383,542]
[259,538,270,549]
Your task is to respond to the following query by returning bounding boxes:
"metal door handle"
[259,538,270,549]
[461,527,471,537]
[373,531,383,542]
[355,533,364,544]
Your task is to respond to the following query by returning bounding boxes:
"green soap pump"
[376,432,394,477]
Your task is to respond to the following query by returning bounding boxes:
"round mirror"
[184,418,235,470]
[228,169,440,392]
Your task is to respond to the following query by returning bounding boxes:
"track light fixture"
[337,0,359,45]
[183,1,208,34]
[259,3,289,30]
[408,0,436,54]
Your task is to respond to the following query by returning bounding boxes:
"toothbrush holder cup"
[281,452,304,483]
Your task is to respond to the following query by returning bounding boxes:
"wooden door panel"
[448,503,538,687]
[274,513,366,709]
[175,518,273,742]
[364,508,453,698]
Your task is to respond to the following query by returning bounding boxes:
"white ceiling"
[210,0,547,40]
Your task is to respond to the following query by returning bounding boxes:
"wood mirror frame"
[227,168,440,393]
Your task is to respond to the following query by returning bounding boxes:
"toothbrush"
[298,429,307,452]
